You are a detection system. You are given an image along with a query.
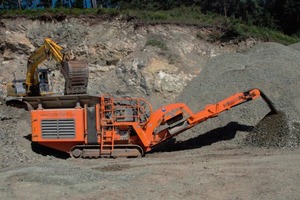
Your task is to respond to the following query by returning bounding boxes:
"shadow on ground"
[150,122,254,153]
[24,134,70,159]
[23,122,254,158]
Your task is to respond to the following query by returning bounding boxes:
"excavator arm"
[26,38,64,95]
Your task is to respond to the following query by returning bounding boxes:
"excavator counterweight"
[28,88,277,158]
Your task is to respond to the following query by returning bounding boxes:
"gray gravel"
[0,105,36,168]
[246,111,300,147]
[176,42,300,147]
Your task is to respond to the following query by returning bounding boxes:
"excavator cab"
[37,67,52,96]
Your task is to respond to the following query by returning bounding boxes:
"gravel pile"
[0,105,41,167]
[246,111,300,147]
[176,42,300,148]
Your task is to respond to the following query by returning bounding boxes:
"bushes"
[0,6,299,44]
[145,39,167,50]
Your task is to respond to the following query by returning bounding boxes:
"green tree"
[0,0,4,8]
[74,0,84,8]
[54,0,62,7]
[267,0,300,34]
[39,0,51,8]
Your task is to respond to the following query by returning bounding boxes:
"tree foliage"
[39,0,52,8]
[54,0,62,8]
[108,0,299,35]
[74,0,83,8]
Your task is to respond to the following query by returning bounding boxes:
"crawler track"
[70,144,144,158]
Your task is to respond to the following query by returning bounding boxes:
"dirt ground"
[0,141,299,200]
[0,103,299,200]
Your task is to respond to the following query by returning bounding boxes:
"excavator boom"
[28,88,277,158]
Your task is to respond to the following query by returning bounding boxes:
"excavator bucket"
[61,60,89,95]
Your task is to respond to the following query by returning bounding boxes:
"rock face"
[0,18,257,108]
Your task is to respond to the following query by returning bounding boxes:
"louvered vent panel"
[41,119,75,138]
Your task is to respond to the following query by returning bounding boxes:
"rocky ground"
[0,17,300,200]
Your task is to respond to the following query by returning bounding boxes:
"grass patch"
[234,23,300,45]
[1,7,299,45]
[121,7,220,25]
[145,39,167,50]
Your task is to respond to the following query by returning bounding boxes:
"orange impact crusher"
[27,89,276,158]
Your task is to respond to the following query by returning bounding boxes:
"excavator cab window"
[38,68,50,93]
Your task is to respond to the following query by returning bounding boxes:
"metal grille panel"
[42,119,75,138]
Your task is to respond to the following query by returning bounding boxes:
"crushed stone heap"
[246,111,300,148]
[177,42,300,148]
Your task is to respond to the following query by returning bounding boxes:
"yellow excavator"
[7,38,89,97]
